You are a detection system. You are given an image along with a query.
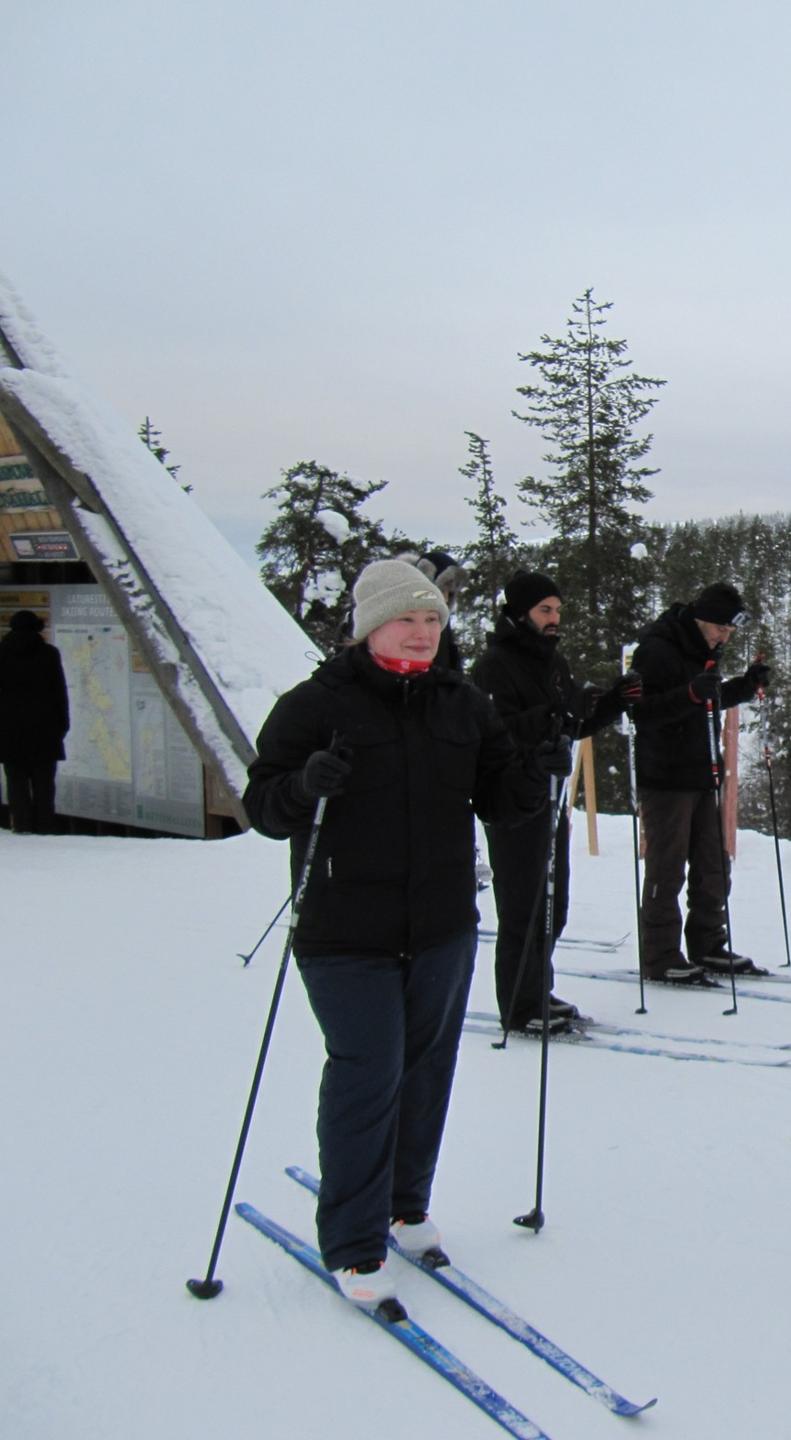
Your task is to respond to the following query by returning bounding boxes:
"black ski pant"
[296,929,476,1272]
[639,788,729,974]
[3,760,58,834]
[484,807,570,1028]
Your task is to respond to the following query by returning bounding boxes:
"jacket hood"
[636,602,710,662]
[484,609,560,662]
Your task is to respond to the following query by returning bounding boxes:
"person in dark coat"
[243,558,570,1311]
[0,609,69,834]
[633,582,768,983]
[471,571,640,1032]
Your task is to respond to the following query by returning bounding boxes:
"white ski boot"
[390,1215,445,1263]
[334,1259,398,1309]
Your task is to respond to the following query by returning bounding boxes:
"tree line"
[254,290,791,836]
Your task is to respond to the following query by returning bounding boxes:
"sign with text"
[10,531,79,561]
[0,457,48,509]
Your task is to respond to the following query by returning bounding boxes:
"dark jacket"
[243,645,547,957]
[632,603,754,791]
[435,620,463,673]
[470,612,620,751]
[0,630,70,765]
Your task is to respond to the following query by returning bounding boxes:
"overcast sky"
[3,0,790,566]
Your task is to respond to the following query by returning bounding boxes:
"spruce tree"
[513,290,666,812]
[514,288,665,671]
[457,431,519,655]
[256,460,408,652]
[138,417,192,493]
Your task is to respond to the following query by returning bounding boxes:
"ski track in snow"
[5,815,791,1440]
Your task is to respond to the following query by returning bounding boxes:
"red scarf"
[370,653,433,675]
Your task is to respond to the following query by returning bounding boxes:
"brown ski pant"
[639,788,729,975]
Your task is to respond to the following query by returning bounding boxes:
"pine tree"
[456,432,519,655]
[138,417,192,493]
[514,288,665,671]
[256,460,409,651]
[512,290,666,813]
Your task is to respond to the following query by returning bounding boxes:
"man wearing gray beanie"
[243,558,571,1314]
[472,570,641,1033]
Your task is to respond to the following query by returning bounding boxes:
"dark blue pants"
[297,930,476,1271]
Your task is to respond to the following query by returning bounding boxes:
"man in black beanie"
[632,581,769,983]
[471,570,641,1032]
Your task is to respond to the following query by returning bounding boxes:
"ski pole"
[187,795,328,1299]
[626,705,647,1015]
[514,772,562,1233]
[703,657,738,1016]
[236,894,291,967]
[757,683,791,968]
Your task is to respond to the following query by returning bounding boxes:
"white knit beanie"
[351,559,450,641]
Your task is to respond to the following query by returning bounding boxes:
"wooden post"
[567,736,599,856]
[581,737,599,856]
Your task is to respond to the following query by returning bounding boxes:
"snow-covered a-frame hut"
[0,272,315,837]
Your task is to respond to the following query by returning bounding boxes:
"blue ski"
[235,1202,553,1440]
[285,1166,656,1418]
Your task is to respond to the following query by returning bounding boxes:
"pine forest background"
[251,291,791,838]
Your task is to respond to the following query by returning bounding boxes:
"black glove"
[613,669,643,705]
[746,660,771,693]
[300,746,353,798]
[582,671,643,725]
[533,734,573,781]
[596,670,643,715]
[689,671,720,704]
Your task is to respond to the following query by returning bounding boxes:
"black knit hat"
[503,571,562,618]
[692,583,748,627]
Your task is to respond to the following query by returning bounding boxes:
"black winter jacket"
[243,645,547,957]
[470,612,621,751]
[632,603,755,791]
[0,630,69,765]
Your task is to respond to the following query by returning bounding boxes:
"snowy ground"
[5,812,791,1440]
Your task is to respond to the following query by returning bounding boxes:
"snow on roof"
[0,273,319,766]
[0,271,67,376]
